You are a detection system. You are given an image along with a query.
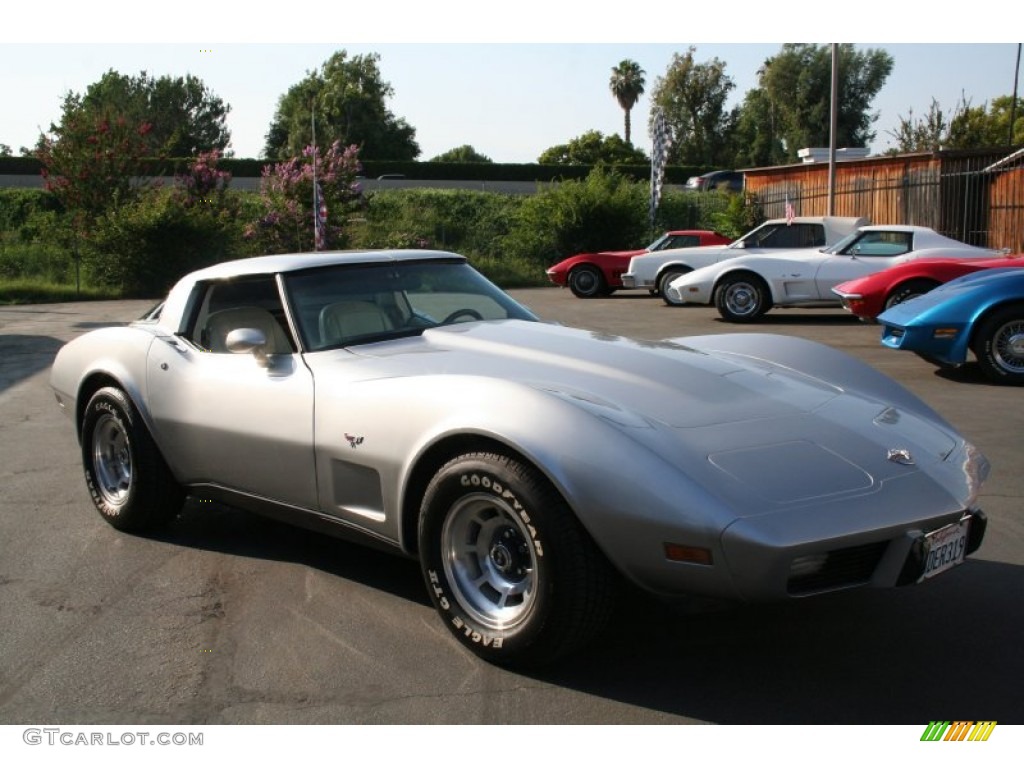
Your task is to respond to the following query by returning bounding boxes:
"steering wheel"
[441,308,484,324]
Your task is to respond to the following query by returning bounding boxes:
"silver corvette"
[51,250,989,666]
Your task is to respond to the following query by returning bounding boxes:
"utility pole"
[828,43,839,216]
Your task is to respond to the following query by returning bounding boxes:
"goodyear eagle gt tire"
[418,452,616,666]
[81,387,183,532]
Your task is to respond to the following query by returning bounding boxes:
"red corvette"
[546,229,732,298]
[832,254,1024,320]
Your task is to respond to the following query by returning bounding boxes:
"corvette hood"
[350,320,842,429]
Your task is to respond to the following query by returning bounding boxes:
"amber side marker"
[664,543,713,565]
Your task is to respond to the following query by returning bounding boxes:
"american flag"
[785,194,795,226]
[649,109,673,230]
[314,181,327,250]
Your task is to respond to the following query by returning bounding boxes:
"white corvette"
[665,225,998,322]
[622,216,865,302]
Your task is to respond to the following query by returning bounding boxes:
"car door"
[145,276,318,509]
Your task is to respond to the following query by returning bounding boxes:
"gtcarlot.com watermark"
[23,728,203,747]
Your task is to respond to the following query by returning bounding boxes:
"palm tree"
[609,60,646,145]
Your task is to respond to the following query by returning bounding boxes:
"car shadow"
[152,498,1021,724]
[531,558,1023,723]
[934,363,1007,387]
[154,497,429,606]
[713,313,864,327]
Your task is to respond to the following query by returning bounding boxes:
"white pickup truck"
[621,215,867,305]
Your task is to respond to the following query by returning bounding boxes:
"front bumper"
[669,280,713,305]
[544,268,567,287]
[620,272,640,289]
[880,322,970,366]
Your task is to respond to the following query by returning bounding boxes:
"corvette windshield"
[285,259,539,351]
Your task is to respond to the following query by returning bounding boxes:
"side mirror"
[225,327,270,365]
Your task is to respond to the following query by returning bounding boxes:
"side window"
[666,235,699,249]
[186,277,297,354]
[847,231,912,256]
[751,224,825,249]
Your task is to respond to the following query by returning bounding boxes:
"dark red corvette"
[832,254,1024,320]
[546,229,732,298]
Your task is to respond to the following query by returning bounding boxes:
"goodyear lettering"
[426,570,449,609]
[450,616,502,648]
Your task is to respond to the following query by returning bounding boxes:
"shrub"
[243,142,364,255]
[86,186,244,297]
[352,188,523,257]
[501,168,649,268]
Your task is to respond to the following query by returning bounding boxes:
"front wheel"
[659,269,690,306]
[81,387,183,532]
[568,265,607,298]
[884,279,939,310]
[418,452,616,667]
[715,273,770,323]
[972,305,1024,385]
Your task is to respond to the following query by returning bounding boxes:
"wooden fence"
[745,148,1024,252]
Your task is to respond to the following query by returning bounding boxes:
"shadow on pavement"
[0,335,65,393]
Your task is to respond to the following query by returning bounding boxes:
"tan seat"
[319,300,394,345]
[205,306,293,354]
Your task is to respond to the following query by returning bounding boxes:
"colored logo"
[920,721,997,741]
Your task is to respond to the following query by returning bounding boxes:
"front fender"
[50,327,159,440]
[319,375,741,595]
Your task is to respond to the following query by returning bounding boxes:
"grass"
[0,278,122,305]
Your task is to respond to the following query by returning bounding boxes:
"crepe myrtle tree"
[245,140,365,255]
[35,107,157,224]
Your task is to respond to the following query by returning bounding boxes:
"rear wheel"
[972,305,1024,385]
[568,265,607,298]
[81,387,183,532]
[715,273,770,322]
[884,279,939,310]
[659,268,690,306]
[418,452,616,667]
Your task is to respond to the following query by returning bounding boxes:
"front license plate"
[919,519,970,582]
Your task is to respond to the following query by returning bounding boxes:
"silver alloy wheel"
[441,493,537,631]
[722,280,760,316]
[91,412,132,507]
[991,319,1024,374]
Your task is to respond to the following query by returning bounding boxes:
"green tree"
[264,50,420,161]
[36,104,156,223]
[950,95,1024,147]
[538,130,649,165]
[650,47,735,167]
[430,145,493,163]
[74,69,230,157]
[0,143,11,157]
[886,94,1024,153]
[885,98,964,153]
[741,44,893,163]
[730,87,784,167]
[609,59,646,145]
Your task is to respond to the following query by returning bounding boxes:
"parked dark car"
[685,170,743,193]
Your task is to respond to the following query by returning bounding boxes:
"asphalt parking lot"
[1,288,1021,725]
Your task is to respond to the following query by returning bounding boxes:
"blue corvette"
[878,268,1024,385]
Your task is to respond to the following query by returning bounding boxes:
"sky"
[1,4,1019,165]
